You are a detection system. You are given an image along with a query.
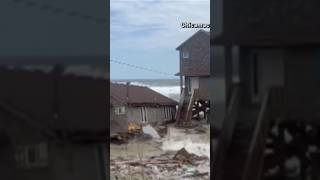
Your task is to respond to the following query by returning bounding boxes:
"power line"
[12,0,107,24]
[110,59,173,76]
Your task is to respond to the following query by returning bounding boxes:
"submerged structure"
[110,82,178,136]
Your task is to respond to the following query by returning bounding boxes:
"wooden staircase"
[221,107,260,179]
[214,86,279,180]
[175,88,197,127]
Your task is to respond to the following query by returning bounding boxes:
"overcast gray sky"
[110,0,210,79]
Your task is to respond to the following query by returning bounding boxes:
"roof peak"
[176,29,210,50]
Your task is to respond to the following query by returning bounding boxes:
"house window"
[15,143,48,168]
[115,106,126,115]
[164,107,168,119]
[141,107,148,123]
[165,107,171,120]
[182,51,190,59]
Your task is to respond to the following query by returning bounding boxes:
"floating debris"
[143,124,161,139]
[110,125,210,180]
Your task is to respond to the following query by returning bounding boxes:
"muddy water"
[110,124,210,180]
[110,140,164,160]
[110,125,210,159]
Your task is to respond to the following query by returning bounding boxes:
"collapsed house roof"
[110,83,178,106]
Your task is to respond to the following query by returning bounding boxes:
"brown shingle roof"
[110,83,178,106]
[110,94,124,106]
[176,29,210,50]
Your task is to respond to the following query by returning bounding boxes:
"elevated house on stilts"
[175,29,211,127]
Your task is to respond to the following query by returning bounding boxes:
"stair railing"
[175,88,185,121]
[212,84,241,180]
[185,89,198,123]
[242,86,283,180]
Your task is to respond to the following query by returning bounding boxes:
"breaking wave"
[113,80,180,101]
[161,127,210,159]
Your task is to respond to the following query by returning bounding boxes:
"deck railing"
[212,84,241,180]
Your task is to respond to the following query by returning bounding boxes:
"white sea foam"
[143,125,161,139]
[162,138,210,158]
[161,127,210,158]
[116,81,181,101]
[149,86,180,99]
[129,81,149,87]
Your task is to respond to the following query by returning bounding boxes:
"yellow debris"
[128,122,141,133]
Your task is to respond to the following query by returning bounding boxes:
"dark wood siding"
[178,31,210,76]
[198,77,210,99]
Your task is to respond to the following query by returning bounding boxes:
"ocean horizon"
[111,79,181,102]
